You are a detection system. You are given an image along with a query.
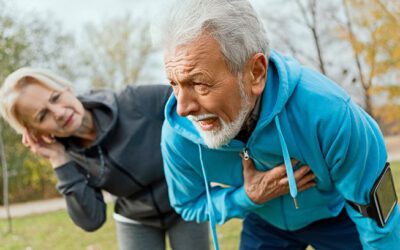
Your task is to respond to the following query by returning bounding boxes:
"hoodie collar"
[59,89,118,152]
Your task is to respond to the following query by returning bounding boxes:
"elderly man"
[160,0,400,249]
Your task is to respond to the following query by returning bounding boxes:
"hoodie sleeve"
[322,100,400,249]
[54,161,107,232]
[161,124,261,224]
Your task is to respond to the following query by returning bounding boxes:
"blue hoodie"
[161,50,400,249]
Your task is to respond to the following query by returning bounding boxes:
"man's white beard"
[188,78,252,149]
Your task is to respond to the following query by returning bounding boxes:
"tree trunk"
[0,123,12,233]
[364,87,374,117]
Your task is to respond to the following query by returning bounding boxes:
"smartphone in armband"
[347,162,398,228]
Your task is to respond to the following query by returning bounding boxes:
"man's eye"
[194,83,209,94]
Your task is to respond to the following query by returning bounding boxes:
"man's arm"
[322,100,400,249]
[161,132,259,224]
[161,123,316,223]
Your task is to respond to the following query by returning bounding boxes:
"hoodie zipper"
[242,147,250,160]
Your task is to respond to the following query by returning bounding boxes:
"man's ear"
[248,53,267,96]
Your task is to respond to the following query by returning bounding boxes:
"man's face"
[164,35,254,148]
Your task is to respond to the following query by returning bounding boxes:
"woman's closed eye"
[38,110,48,122]
[50,92,61,103]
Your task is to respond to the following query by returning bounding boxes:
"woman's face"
[15,82,85,137]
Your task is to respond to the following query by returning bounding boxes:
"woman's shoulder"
[118,84,172,118]
[120,84,171,100]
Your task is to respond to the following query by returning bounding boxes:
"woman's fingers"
[22,134,28,146]
[41,134,55,144]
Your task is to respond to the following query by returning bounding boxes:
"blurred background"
[0,0,399,249]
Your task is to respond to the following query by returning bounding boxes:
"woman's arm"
[22,130,107,232]
[55,161,107,232]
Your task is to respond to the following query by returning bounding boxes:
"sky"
[10,0,168,32]
[9,0,267,40]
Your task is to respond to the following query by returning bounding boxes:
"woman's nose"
[50,105,65,120]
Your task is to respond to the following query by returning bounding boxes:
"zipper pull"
[242,148,249,160]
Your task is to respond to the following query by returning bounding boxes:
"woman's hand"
[242,156,316,204]
[22,128,70,168]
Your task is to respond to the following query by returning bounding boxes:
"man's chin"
[198,130,232,149]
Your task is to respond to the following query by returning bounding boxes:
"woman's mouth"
[63,113,74,128]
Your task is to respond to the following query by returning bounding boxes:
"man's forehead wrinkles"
[166,61,197,80]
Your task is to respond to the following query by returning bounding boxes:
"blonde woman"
[0,68,209,250]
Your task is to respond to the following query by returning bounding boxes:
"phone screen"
[375,167,397,223]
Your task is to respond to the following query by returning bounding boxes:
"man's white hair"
[0,67,73,134]
[163,0,270,75]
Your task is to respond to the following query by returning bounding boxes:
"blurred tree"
[260,0,399,133]
[294,0,327,75]
[0,0,77,204]
[81,14,157,90]
[259,0,348,86]
[341,0,400,132]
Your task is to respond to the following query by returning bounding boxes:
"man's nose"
[176,88,199,117]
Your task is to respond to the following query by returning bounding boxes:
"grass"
[1,162,399,250]
[0,204,243,250]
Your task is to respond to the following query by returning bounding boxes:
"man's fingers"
[278,176,289,185]
[296,172,316,188]
[279,168,315,190]
[290,159,299,167]
[294,165,311,180]
[269,165,287,179]
[297,182,316,192]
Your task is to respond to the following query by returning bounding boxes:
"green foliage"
[0,120,60,204]
[342,0,400,133]
[0,0,77,204]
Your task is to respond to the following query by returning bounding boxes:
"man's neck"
[235,95,262,143]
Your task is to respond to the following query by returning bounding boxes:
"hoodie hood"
[79,90,118,145]
[59,89,118,151]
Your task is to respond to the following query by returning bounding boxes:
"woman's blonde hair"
[0,67,74,134]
